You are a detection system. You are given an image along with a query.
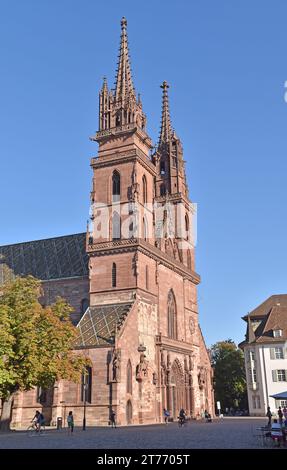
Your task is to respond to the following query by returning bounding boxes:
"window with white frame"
[273,329,282,338]
[252,396,256,409]
[256,396,261,408]
[277,370,287,382]
[273,369,287,382]
[275,400,287,408]
[252,369,257,383]
[275,347,284,359]
[250,351,255,361]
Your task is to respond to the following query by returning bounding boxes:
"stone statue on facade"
[198,367,205,390]
[112,350,121,381]
[136,352,149,381]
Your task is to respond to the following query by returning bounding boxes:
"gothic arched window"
[143,217,148,241]
[187,250,192,270]
[112,263,117,288]
[127,360,132,394]
[160,184,166,197]
[142,175,147,204]
[160,161,165,175]
[112,171,121,202]
[146,265,149,290]
[36,386,47,405]
[81,366,92,404]
[168,290,177,339]
[112,211,121,240]
[185,214,189,240]
[115,112,121,127]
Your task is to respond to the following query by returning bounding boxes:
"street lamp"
[60,401,66,428]
[83,382,87,431]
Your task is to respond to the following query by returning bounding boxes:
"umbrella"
[269,391,287,399]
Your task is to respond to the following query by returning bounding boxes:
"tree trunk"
[0,396,14,432]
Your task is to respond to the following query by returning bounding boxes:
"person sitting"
[271,419,283,447]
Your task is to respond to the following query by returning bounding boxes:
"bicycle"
[178,416,185,427]
[27,422,46,436]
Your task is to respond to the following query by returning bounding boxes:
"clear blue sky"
[0,0,287,347]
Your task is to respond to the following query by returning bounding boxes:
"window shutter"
[285,370,287,381]
[270,348,275,360]
[272,370,277,382]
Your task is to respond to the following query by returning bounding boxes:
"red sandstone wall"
[42,277,89,323]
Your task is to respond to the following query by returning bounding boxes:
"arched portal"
[168,359,185,419]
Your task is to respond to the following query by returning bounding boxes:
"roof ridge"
[0,232,86,249]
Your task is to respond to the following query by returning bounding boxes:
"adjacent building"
[0,18,214,427]
[239,294,287,416]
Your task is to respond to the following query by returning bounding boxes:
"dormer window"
[273,329,282,338]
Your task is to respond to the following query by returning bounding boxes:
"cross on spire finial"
[159,81,172,146]
[121,17,127,29]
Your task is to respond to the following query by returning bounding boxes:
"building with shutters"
[0,17,214,427]
[239,295,287,416]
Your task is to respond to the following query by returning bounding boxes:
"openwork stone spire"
[154,81,188,198]
[95,17,148,138]
[114,17,136,102]
[158,81,172,146]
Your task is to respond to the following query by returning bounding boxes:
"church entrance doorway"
[169,360,185,420]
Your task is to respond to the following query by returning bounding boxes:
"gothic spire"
[101,76,108,92]
[114,17,136,102]
[158,81,172,146]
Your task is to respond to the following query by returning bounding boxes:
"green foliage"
[0,276,89,402]
[211,339,248,411]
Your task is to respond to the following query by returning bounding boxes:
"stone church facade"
[0,18,214,427]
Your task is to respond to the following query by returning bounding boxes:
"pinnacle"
[114,17,135,101]
[159,80,172,146]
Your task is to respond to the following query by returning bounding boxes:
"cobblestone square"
[0,418,276,449]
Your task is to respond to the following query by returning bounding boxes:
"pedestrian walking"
[278,406,283,424]
[67,411,74,434]
[163,408,170,424]
[110,409,116,428]
[266,406,272,427]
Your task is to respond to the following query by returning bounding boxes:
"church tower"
[87,17,156,307]
[78,17,214,425]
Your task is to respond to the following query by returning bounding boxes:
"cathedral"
[0,18,214,427]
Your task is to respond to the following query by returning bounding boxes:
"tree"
[211,339,247,413]
[0,276,89,431]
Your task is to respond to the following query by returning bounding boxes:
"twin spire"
[158,81,173,146]
[114,17,136,102]
[99,17,176,142]
[113,17,175,140]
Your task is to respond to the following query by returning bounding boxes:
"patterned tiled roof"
[76,302,134,347]
[0,233,88,284]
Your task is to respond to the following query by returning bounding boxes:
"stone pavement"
[0,418,276,449]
